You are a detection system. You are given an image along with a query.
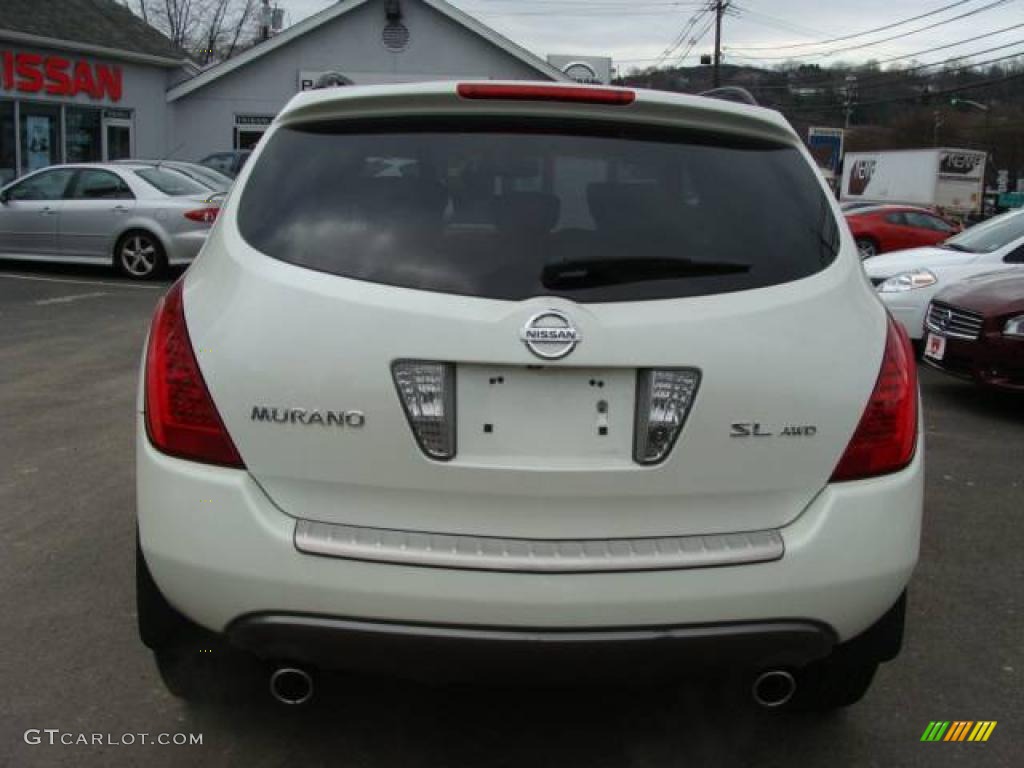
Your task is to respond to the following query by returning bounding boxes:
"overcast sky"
[276,0,1024,74]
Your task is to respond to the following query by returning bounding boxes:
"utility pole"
[713,0,724,88]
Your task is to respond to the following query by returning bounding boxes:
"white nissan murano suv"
[136,82,922,710]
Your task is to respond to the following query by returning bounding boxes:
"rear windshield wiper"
[542,257,751,290]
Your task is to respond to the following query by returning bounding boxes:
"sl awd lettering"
[731,422,817,438]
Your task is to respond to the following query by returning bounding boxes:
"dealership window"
[0,100,14,185]
[66,107,102,164]
[20,101,62,174]
[0,101,134,181]
[234,115,273,150]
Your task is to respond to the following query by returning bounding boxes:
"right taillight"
[145,280,244,468]
[831,317,918,482]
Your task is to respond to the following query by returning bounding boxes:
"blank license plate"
[456,365,635,465]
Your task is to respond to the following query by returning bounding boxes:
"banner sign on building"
[235,114,273,127]
[546,55,613,85]
[298,70,354,91]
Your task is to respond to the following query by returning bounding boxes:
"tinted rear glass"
[238,119,839,302]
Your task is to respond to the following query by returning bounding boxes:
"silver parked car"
[114,160,233,194]
[0,163,222,279]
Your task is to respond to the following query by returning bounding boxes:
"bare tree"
[122,0,263,64]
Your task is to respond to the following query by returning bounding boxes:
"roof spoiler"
[698,86,758,106]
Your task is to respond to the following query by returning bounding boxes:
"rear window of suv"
[237,118,840,302]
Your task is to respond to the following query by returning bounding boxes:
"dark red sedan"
[846,205,960,258]
[922,269,1024,392]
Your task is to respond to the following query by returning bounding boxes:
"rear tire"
[116,231,166,280]
[855,238,879,259]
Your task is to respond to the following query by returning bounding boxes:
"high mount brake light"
[457,83,636,106]
[145,280,244,468]
[831,317,918,482]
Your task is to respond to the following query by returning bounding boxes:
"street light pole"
[713,0,724,88]
[843,75,857,129]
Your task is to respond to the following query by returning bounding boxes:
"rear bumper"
[226,613,835,677]
[136,421,923,646]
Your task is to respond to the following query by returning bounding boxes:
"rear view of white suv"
[136,82,922,710]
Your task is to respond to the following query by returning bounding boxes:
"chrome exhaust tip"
[751,669,796,708]
[269,666,314,705]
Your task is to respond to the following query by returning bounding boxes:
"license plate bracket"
[924,333,946,361]
[456,365,636,466]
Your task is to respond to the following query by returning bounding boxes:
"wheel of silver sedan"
[117,233,165,279]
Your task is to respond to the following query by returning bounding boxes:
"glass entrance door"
[19,102,61,174]
[103,120,132,161]
[234,128,266,150]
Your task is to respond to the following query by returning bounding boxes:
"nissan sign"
[1,51,122,102]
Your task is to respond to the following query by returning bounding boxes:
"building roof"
[167,0,567,102]
[0,0,189,66]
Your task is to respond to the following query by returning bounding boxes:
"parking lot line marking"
[0,273,164,290]
[35,292,110,306]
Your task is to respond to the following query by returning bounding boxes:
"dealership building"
[0,0,575,184]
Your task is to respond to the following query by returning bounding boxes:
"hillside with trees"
[620,58,1024,185]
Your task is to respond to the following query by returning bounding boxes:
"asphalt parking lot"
[0,262,1020,768]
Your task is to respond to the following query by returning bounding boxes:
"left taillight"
[184,207,220,223]
[145,280,244,468]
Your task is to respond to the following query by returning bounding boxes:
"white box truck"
[840,148,986,214]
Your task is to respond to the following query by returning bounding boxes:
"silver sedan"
[0,163,223,279]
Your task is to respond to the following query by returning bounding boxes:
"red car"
[845,205,960,258]
[922,269,1024,391]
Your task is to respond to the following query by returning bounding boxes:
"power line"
[785,69,1024,113]
[742,41,1024,91]
[731,8,905,60]
[463,0,707,17]
[650,6,713,70]
[619,19,1024,69]
[725,0,1014,61]
[672,13,717,67]
[726,0,981,52]
[729,20,1024,69]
